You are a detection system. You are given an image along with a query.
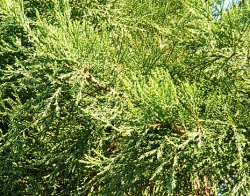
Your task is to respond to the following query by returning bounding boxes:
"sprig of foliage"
[0,0,249,195]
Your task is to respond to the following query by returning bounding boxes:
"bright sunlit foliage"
[0,0,249,195]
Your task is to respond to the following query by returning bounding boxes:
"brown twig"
[85,74,107,90]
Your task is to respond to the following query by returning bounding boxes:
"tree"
[0,0,249,195]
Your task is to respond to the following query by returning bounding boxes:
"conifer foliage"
[0,0,249,195]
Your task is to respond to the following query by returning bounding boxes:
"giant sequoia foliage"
[0,0,249,195]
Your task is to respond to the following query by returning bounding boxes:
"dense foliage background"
[0,0,249,195]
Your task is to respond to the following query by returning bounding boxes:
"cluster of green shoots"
[0,0,249,195]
